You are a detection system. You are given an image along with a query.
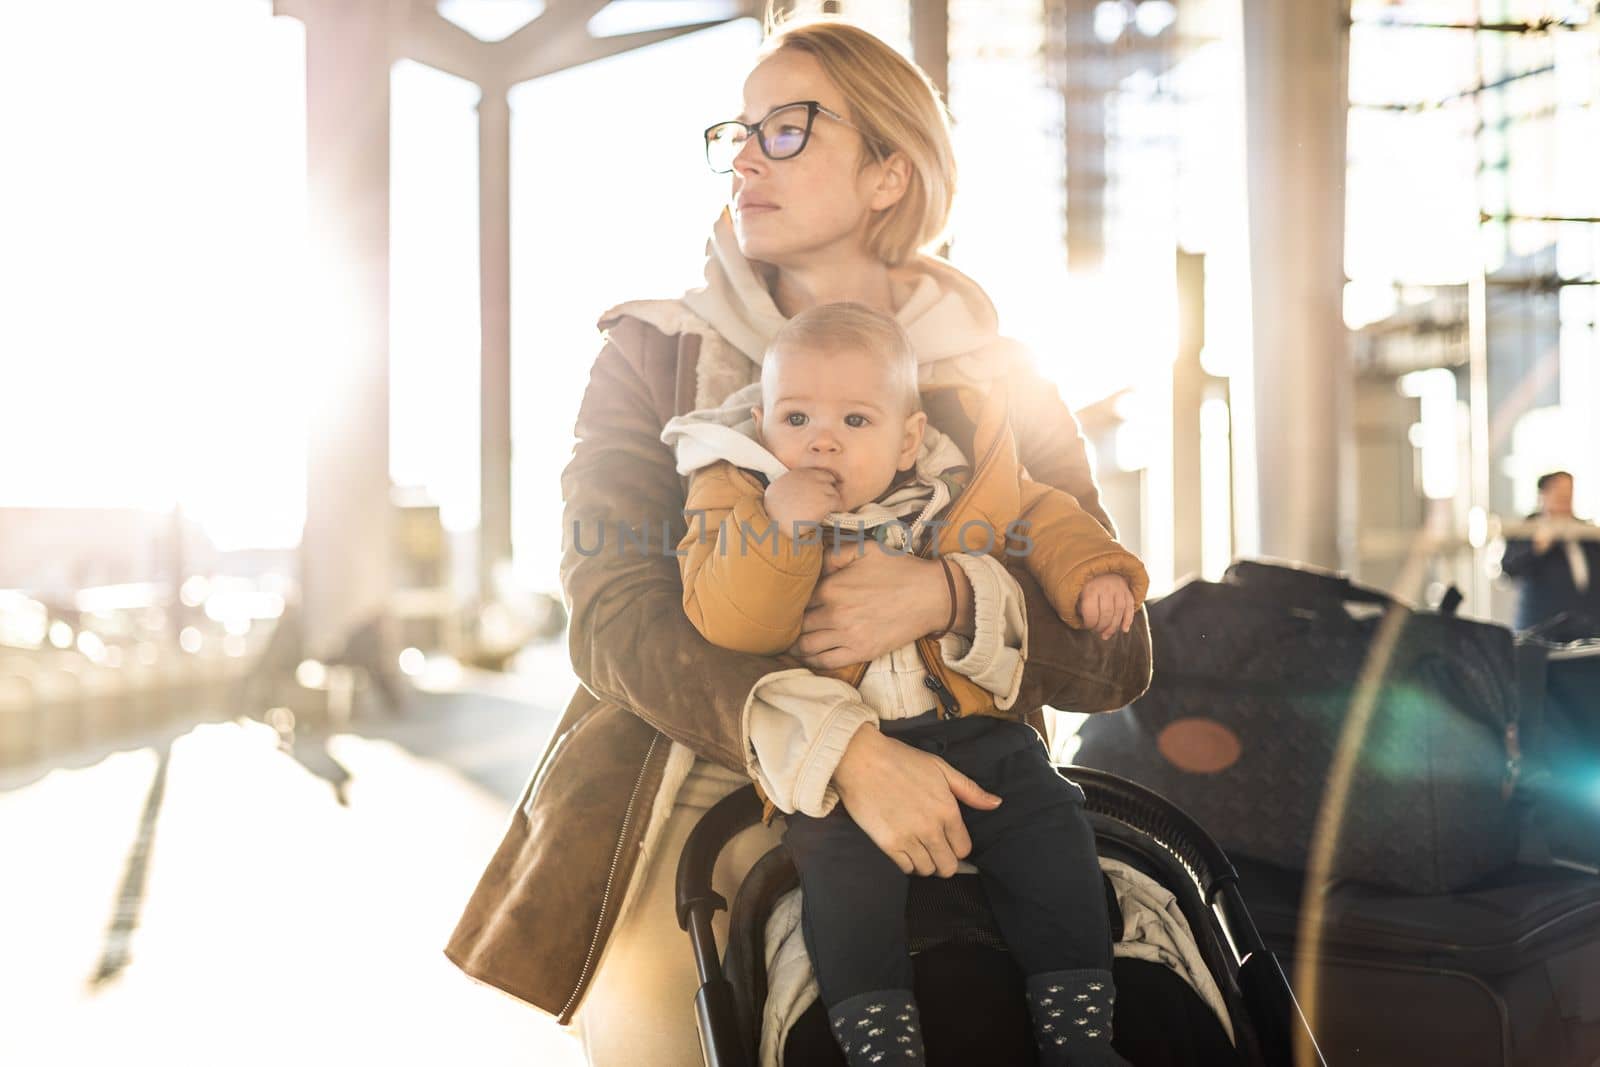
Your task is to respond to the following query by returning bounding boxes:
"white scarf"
[602,209,1035,412]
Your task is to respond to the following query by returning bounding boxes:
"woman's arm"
[788,497,1151,712]
[1004,356,1153,711]
[559,322,788,772]
[936,552,1027,708]
[1009,563,1152,712]
[742,669,878,817]
[787,547,969,669]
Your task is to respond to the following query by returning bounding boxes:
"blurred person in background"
[1502,471,1600,635]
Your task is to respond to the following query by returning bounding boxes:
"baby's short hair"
[764,302,922,413]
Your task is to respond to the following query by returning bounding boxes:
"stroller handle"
[675,786,762,1067]
[1068,766,1326,1067]
[675,785,761,929]
[1069,765,1239,893]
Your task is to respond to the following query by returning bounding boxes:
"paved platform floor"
[0,643,587,1067]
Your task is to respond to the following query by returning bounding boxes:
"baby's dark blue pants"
[782,712,1115,1008]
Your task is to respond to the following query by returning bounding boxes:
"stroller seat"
[676,766,1323,1067]
[752,855,1236,1066]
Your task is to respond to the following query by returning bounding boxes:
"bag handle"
[1223,559,1395,612]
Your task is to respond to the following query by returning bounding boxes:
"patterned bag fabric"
[1076,560,1522,894]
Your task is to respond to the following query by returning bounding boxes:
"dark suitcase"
[1076,559,1524,894]
[1517,636,1600,869]
[1232,853,1600,1066]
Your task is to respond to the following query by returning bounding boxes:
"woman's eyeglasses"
[703,100,879,174]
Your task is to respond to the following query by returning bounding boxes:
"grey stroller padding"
[751,858,1233,1067]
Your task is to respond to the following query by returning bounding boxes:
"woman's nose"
[730,135,766,177]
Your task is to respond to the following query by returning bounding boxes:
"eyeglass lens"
[706,103,814,172]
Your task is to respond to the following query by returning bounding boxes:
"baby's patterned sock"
[1026,969,1130,1066]
[826,988,924,1065]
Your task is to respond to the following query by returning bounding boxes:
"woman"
[445,18,1152,1065]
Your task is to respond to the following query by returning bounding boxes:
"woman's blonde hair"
[759,16,956,266]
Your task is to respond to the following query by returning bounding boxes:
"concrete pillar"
[1241,0,1350,569]
[478,84,513,604]
[909,0,949,101]
[1173,250,1206,582]
[297,0,396,658]
[1058,0,1108,274]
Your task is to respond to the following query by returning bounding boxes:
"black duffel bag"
[1076,559,1524,895]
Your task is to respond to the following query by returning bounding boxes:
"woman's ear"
[868,151,912,212]
[897,410,927,469]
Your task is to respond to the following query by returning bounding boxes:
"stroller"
[676,765,1324,1066]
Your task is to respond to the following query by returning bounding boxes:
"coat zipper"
[923,672,960,719]
[558,731,661,1022]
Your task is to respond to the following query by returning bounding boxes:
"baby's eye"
[845,414,870,428]
[784,412,808,427]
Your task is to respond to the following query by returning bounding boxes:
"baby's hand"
[764,468,844,535]
[1079,574,1138,640]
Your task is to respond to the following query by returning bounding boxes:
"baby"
[662,302,1146,1066]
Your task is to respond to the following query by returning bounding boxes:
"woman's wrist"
[833,720,886,802]
[936,554,976,639]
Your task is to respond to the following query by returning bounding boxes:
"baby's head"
[753,302,927,512]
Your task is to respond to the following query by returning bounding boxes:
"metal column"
[478,83,513,605]
[296,0,396,659]
[1241,0,1351,569]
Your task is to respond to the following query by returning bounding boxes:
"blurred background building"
[0,0,1594,1063]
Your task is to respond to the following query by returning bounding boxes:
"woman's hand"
[833,726,1002,877]
[787,544,972,669]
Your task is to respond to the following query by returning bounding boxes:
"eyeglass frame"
[703,100,884,174]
